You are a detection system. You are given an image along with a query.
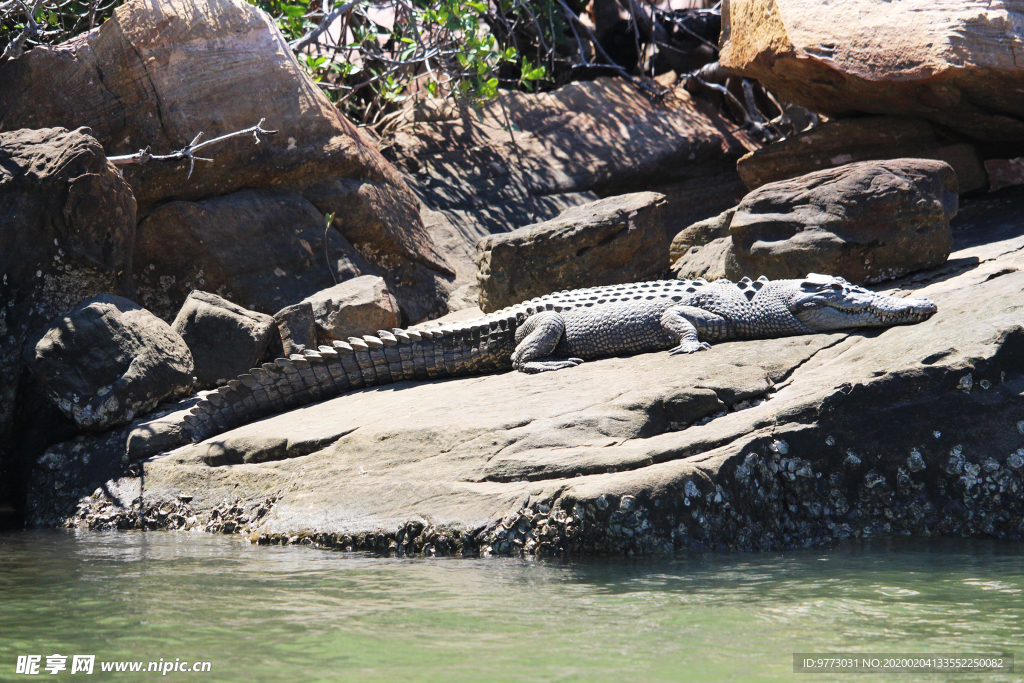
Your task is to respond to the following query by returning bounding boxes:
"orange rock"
[720,0,1024,142]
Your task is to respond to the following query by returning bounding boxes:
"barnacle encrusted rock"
[23,295,194,431]
[0,126,136,510]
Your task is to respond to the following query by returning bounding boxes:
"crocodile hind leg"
[662,305,727,355]
[511,311,584,374]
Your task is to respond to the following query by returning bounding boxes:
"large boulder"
[0,0,452,321]
[22,295,194,431]
[477,193,668,312]
[132,189,373,320]
[171,291,277,389]
[725,159,957,284]
[300,276,401,346]
[720,0,1024,142]
[736,117,988,194]
[25,190,1024,553]
[384,78,754,293]
[0,127,136,512]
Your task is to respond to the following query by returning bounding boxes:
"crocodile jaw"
[789,276,937,331]
[798,297,937,330]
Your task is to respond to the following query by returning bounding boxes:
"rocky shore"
[5,0,1024,555]
[23,190,1024,554]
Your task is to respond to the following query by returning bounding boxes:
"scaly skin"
[165,274,935,452]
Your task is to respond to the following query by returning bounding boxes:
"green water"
[0,532,1020,682]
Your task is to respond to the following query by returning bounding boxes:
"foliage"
[1,0,122,60]
[249,0,572,123]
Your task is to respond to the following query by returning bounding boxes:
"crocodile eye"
[830,283,844,291]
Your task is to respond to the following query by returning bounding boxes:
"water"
[0,532,1021,682]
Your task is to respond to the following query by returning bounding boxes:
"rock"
[668,208,736,281]
[445,284,481,313]
[669,208,735,263]
[983,158,1024,194]
[477,192,669,312]
[719,0,1024,142]
[302,178,455,321]
[132,189,374,321]
[171,291,276,389]
[22,295,194,431]
[736,117,988,193]
[299,276,400,346]
[670,236,733,282]
[28,189,1024,552]
[725,159,957,284]
[0,0,452,321]
[0,126,136,511]
[273,302,317,357]
[383,78,754,296]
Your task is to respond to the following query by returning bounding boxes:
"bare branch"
[108,119,279,177]
[289,0,361,53]
[1,0,42,62]
[552,0,667,101]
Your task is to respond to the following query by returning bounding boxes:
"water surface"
[1,532,1020,682]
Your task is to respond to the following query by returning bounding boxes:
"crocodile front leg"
[511,311,584,374]
[662,305,727,355]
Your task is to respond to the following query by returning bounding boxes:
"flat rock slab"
[27,192,1024,554]
[144,332,832,533]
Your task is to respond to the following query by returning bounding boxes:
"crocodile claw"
[669,341,711,355]
[519,358,585,374]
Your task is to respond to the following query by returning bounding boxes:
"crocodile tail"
[181,312,521,445]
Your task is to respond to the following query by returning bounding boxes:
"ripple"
[1,532,1023,683]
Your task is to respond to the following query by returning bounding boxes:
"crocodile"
[164,274,936,451]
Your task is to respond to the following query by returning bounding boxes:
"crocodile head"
[788,273,937,330]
